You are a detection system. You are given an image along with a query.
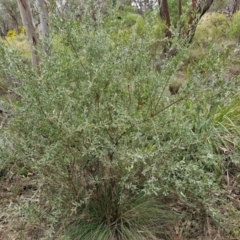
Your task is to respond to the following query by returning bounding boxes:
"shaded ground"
[0,172,42,240]
[0,162,240,239]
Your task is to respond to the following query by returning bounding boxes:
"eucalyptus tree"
[17,0,39,67]
[16,0,50,67]
[0,0,21,36]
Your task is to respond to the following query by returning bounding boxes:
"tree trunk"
[158,0,171,53]
[158,0,171,37]
[156,0,214,71]
[187,0,214,43]
[37,0,50,54]
[17,0,39,68]
[177,0,182,21]
[158,0,214,46]
[37,0,49,41]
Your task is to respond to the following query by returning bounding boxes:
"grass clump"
[63,194,172,240]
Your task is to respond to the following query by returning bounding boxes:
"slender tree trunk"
[158,0,171,54]
[158,0,171,38]
[177,0,182,21]
[37,0,49,41]
[17,0,39,68]
[37,0,50,54]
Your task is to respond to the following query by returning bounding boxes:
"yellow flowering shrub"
[4,27,30,59]
[18,26,25,35]
[6,29,17,37]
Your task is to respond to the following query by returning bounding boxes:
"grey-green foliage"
[1,7,240,239]
[227,11,240,41]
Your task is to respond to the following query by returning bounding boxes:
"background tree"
[36,0,50,54]
[0,0,21,36]
[157,0,214,55]
[224,0,240,16]
[17,0,39,67]
[132,0,158,13]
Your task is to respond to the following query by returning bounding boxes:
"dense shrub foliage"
[0,6,240,240]
[227,11,240,41]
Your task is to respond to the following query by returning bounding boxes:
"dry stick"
[117,96,186,144]
[152,75,172,114]
[150,96,185,118]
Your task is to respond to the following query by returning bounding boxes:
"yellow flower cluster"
[6,26,25,37]
[6,29,16,37]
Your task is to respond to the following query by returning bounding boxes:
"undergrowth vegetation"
[0,6,240,240]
